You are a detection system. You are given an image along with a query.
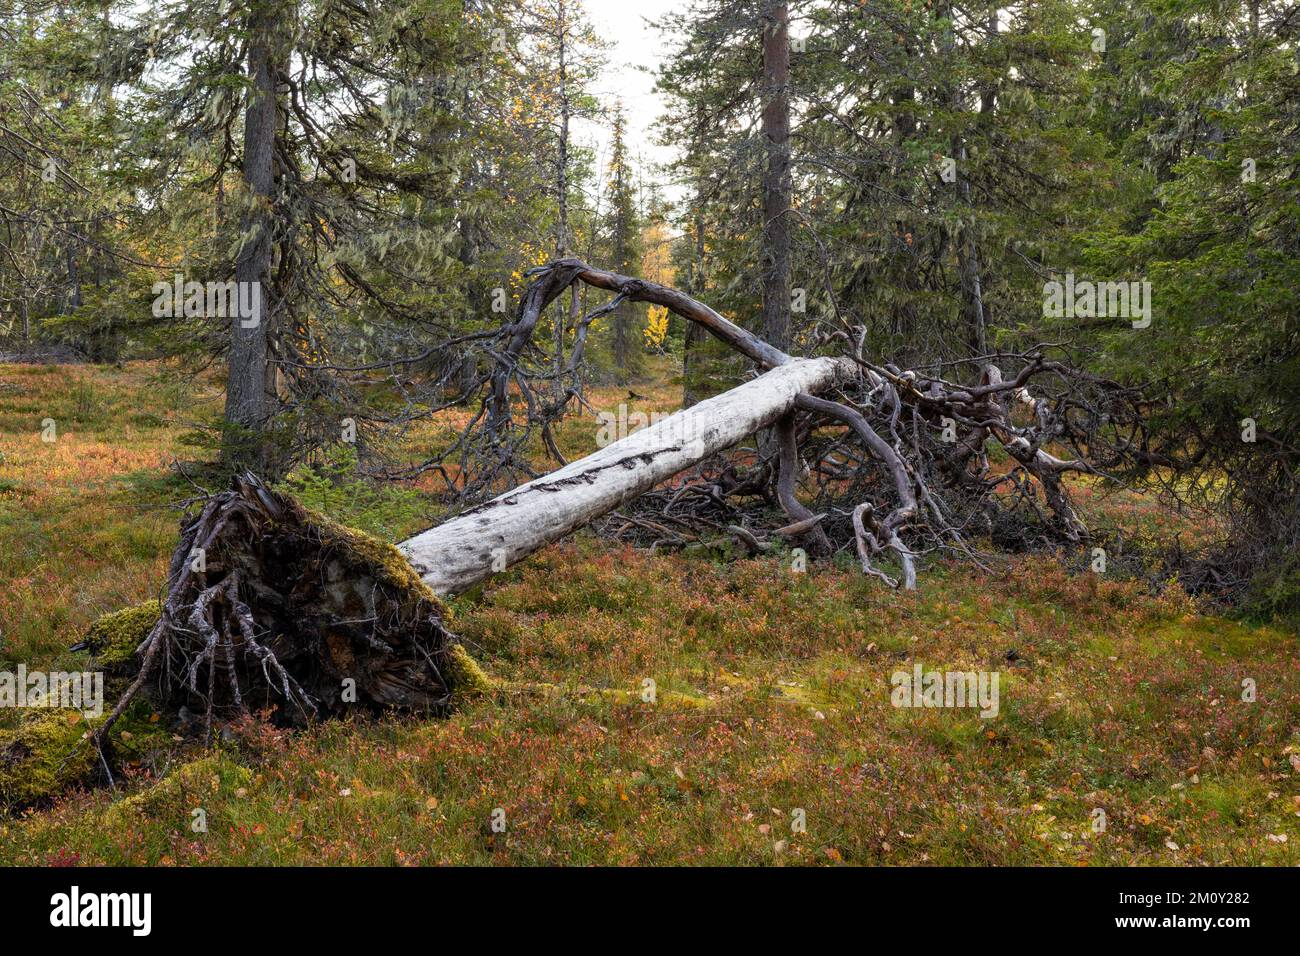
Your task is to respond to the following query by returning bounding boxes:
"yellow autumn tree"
[643,304,669,351]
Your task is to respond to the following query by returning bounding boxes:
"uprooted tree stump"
[93,475,489,745]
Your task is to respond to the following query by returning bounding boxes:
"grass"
[0,358,1297,865]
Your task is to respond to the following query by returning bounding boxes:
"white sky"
[573,0,687,206]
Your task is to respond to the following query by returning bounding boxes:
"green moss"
[298,505,444,611]
[103,753,252,828]
[497,680,736,712]
[105,697,175,756]
[83,600,160,668]
[0,711,96,810]
[446,643,493,699]
[1149,617,1285,661]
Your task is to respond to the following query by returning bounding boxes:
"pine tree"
[1081,0,1300,613]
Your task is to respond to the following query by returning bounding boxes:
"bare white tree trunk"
[401,357,854,596]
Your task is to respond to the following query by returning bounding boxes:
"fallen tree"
[89,259,1142,744]
[401,355,854,596]
[89,356,856,741]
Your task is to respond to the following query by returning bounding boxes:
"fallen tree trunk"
[402,356,854,596]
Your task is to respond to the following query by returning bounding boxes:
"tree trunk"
[94,256,1120,737]
[760,0,792,353]
[612,214,630,374]
[400,355,853,596]
[683,106,709,408]
[223,3,279,468]
[956,182,987,356]
[682,198,707,407]
[552,1,571,390]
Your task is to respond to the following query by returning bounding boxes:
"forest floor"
[1,359,1298,865]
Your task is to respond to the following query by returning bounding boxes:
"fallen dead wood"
[85,257,1141,747]
[401,356,854,596]
[90,357,853,741]
[445,258,1140,586]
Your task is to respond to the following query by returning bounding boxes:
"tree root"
[94,473,463,746]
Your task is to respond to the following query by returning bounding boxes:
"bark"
[95,353,852,737]
[456,142,485,402]
[63,244,81,312]
[682,187,708,407]
[612,187,631,374]
[889,84,919,351]
[613,293,631,376]
[571,260,791,368]
[760,0,792,353]
[774,411,830,554]
[552,0,572,386]
[90,478,476,742]
[682,106,709,408]
[956,175,987,356]
[223,2,279,467]
[488,258,791,436]
[402,356,854,596]
[681,302,707,406]
[941,3,987,359]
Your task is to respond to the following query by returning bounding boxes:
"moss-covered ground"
[0,359,1296,865]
